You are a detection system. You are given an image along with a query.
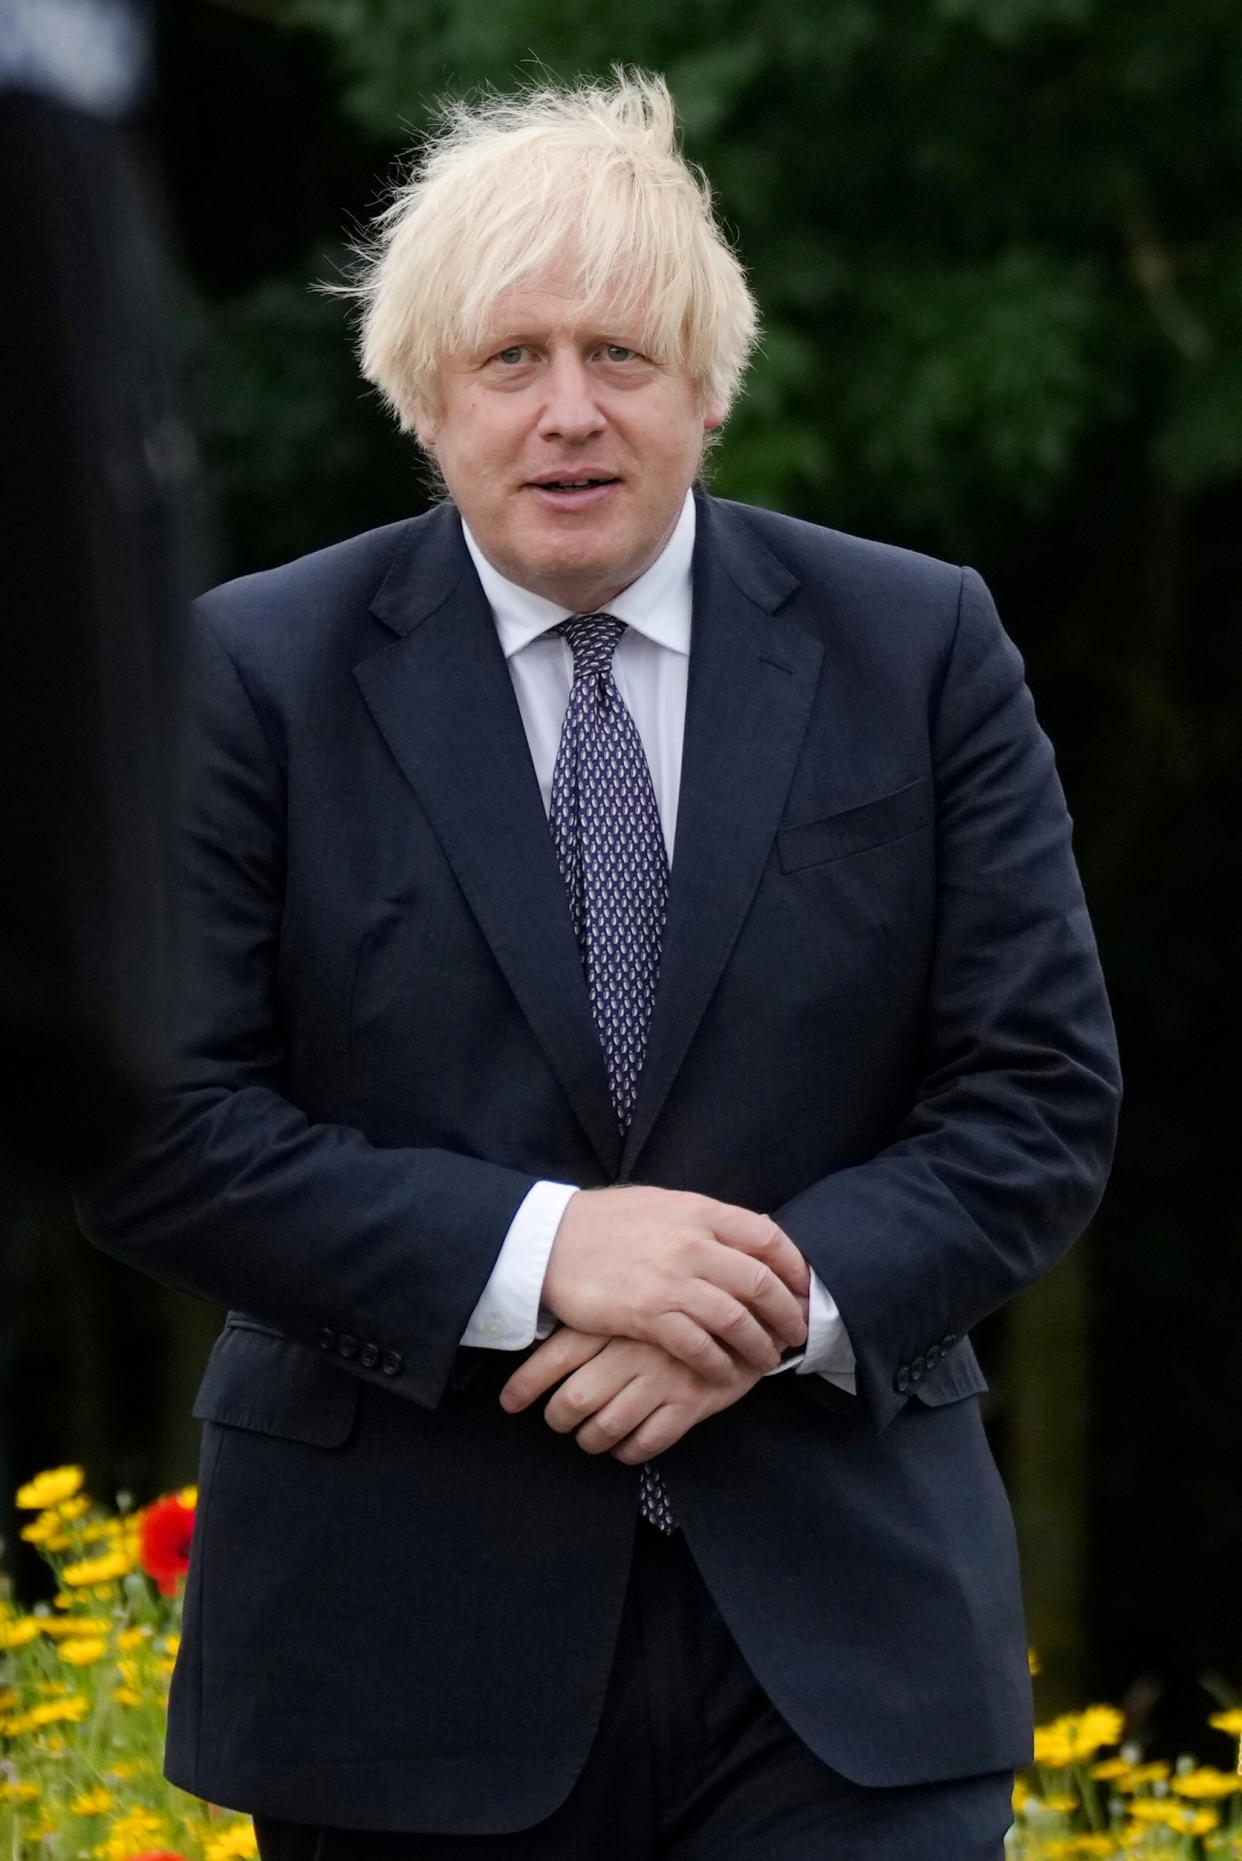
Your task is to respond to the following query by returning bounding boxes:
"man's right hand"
[540,1187,810,1383]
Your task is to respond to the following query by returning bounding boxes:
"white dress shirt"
[458,489,856,1393]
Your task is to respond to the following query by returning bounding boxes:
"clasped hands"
[499,1186,810,1464]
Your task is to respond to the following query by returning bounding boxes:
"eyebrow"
[480,324,648,352]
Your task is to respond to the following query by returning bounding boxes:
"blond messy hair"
[345,70,759,428]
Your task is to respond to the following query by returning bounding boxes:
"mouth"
[525,474,621,508]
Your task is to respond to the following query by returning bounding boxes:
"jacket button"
[317,1327,336,1353]
[337,1334,358,1360]
[941,1333,958,1352]
[380,1350,404,1377]
[925,1344,942,1369]
[909,1355,926,1382]
[893,1365,911,1394]
[360,1343,379,1369]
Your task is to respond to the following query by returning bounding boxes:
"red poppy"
[127,1852,188,1861]
[138,1494,196,1596]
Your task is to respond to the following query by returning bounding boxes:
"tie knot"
[551,613,626,680]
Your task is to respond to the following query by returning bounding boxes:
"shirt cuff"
[460,1180,578,1350]
[764,1268,857,1394]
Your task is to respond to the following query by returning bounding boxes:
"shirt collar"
[461,487,695,661]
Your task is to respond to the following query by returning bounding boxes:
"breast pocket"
[191,1320,360,1447]
[778,779,931,873]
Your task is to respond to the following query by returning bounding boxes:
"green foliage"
[195,256,419,570]
[261,0,1242,538]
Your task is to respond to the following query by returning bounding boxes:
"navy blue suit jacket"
[82,491,1120,1832]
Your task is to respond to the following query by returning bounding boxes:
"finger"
[709,1208,812,1298]
[499,1330,608,1412]
[610,1403,696,1464]
[645,1309,737,1384]
[542,1351,644,1435]
[676,1281,784,1373]
[704,1248,807,1350]
[572,1379,662,1456]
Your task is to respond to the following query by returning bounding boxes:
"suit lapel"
[620,495,824,1176]
[352,498,824,1185]
[353,507,622,1176]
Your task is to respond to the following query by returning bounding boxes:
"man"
[82,71,1120,1860]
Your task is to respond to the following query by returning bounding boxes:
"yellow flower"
[57,1492,91,1520]
[1042,1791,1079,1812]
[19,1510,71,1549]
[1126,1797,1218,1833]
[72,1789,115,1816]
[59,1635,108,1665]
[25,1693,90,1727]
[1116,1760,1171,1789]
[162,1632,182,1658]
[1034,1725,1075,1767]
[1171,1766,1240,1798]
[105,1761,140,1781]
[1209,1709,1242,1736]
[39,1613,111,1639]
[15,1465,84,1510]
[205,1822,259,1861]
[1128,1798,1190,1828]
[1028,1648,1042,1676]
[117,1626,150,1651]
[0,1688,16,1709]
[1076,1706,1125,1752]
[6,1695,91,1734]
[0,1781,40,1805]
[0,1615,40,1650]
[1033,1706,1124,1769]
[61,1548,134,1587]
[179,1485,199,1508]
[1046,1840,1119,1859]
[96,1808,168,1861]
[1090,1757,1130,1779]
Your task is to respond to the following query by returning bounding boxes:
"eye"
[603,344,637,363]
[493,345,528,365]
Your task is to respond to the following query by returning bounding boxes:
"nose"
[536,351,605,443]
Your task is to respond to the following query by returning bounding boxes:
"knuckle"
[748,1259,773,1295]
[717,1299,750,1336]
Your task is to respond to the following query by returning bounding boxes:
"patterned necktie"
[546,613,677,1533]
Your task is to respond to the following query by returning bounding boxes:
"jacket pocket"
[192,1321,361,1447]
[778,779,931,872]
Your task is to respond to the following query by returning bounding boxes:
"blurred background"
[3,0,1241,1762]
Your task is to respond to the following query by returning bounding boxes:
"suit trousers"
[253,1518,1015,1860]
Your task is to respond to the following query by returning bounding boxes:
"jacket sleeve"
[77,610,539,1412]
[775,567,1121,1430]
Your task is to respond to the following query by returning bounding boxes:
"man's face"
[416,279,723,611]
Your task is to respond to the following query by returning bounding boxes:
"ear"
[414,408,438,448]
[702,397,726,434]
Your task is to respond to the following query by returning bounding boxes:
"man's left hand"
[499,1326,764,1461]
